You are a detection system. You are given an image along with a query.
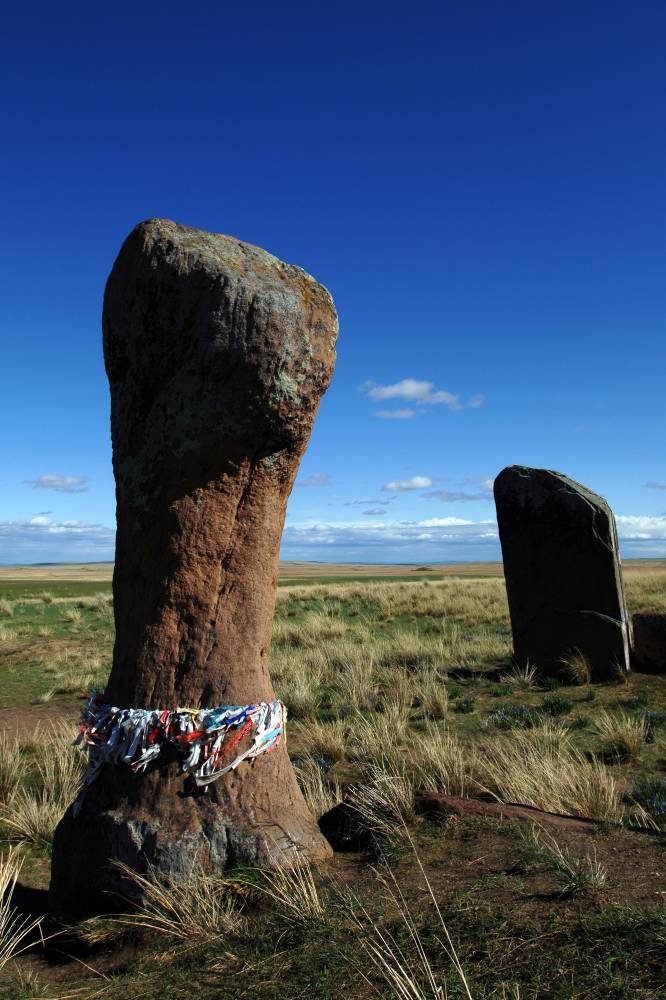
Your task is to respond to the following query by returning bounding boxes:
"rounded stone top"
[130,218,336,308]
[102,219,339,489]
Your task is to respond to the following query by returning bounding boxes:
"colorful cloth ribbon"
[75,692,286,788]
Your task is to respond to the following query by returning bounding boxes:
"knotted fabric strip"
[75,693,287,787]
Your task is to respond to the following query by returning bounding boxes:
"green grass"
[0,580,112,600]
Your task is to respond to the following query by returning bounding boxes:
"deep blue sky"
[1,2,665,564]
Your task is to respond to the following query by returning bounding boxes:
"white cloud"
[362,379,484,413]
[616,515,666,539]
[383,476,433,491]
[25,474,89,493]
[419,517,479,527]
[281,516,499,557]
[296,473,331,488]
[0,517,115,564]
[281,511,666,562]
[375,408,416,419]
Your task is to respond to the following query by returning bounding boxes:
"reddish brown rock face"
[50,219,337,915]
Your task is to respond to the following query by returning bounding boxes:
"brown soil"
[8,811,665,992]
[0,700,78,739]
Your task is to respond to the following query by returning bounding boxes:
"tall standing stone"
[494,466,630,681]
[50,219,336,915]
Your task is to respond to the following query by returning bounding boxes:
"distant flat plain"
[0,558,664,582]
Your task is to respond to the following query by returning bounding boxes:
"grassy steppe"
[0,568,664,998]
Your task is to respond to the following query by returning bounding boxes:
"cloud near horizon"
[0,516,115,564]
[282,516,499,557]
[3,512,666,565]
[25,474,89,493]
[615,514,666,540]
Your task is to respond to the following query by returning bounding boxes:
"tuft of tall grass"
[346,762,416,842]
[502,661,537,687]
[77,592,113,613]
[409,727,471,797]
[277,671,322,719]
[477,724,624,823]
[291,719,348,764]
[593,710,648,761]
[413,670,449,720]
[0,599,14,618]
[330,657,377,716]
[518,825,608,897]
[345,832,473,1000]
[252,854,328,925]
[61,605,82,624]
[0,723,85,846]
[0,736,28,805]
[294,757,341,819]
[559,649,592,686]
[114,861,245,944]
[349,704,411,769]
[0,849,44,971]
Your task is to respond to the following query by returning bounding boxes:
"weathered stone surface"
[494,466,630,681]
[632,614,666,672]
[50,219,337,915]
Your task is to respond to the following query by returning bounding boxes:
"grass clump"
[478,724,624,823]
[0,736,28,805]
[630,776,666,828]
[294,757,341,819]
[486,704,540,730]
[560,649,592,685]
[251,854,328,926]
[540,693,573,717]
[60,605,82,625]
[0,849,44,971]
[347,763,416,843]
[502,661,537,687]
[518,826,608,897]
[409,727,471,797]
[593,709,648,761]
[0,723,84,847]
[349,705,410,769]
[346,834,473,1000]
[291,718,348,764]
[114,860,245,945]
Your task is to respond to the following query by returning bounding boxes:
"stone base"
[49,749,332,919]
[632,613,666,673]
[513,607,630,682]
